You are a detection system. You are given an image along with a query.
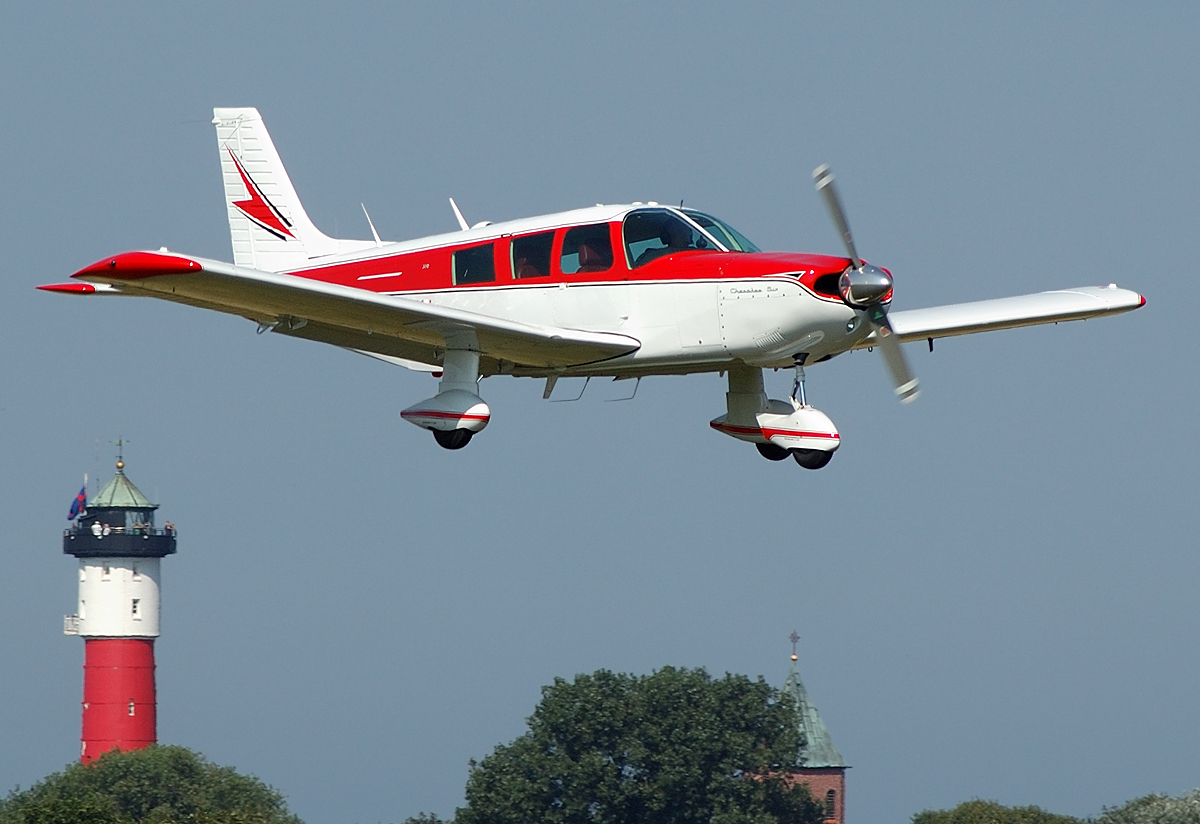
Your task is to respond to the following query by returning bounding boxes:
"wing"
[42,251,641,372]
[869,285,1144,346]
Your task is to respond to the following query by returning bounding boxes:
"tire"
[756,442,790,462]
[433,428,474,450]
[791,448,833,469]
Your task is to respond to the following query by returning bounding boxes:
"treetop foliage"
[912,799,1085,824]
[1095,790,1200,824]
[912,792,1200,824]
[412,666,825,824]
[0,745,302,824]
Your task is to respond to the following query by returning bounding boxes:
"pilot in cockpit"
[634,215,703,267]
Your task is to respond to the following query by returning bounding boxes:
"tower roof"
[90,460,155,509]
[784,645,847,768]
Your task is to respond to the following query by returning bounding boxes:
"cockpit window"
[682,210,760,252]
[623,209,717,268]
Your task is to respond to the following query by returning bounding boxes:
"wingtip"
[38,282,97,294]
[71,251,200,280]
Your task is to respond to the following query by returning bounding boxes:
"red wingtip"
[38,282,97,294]
[71,251,201,280]
[1139,294,1146,307]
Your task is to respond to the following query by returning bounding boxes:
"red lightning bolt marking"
[227,148,295,240]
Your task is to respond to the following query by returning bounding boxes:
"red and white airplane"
[42,108,1145,467]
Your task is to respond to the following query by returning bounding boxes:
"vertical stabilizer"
[213,108,374,272]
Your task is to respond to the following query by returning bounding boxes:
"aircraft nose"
[838,264,893,307]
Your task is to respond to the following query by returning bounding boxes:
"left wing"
[40,251,641,371]
[873,285,1144,345]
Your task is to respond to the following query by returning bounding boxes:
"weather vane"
[110,437,129,470]
[789,630,800,661]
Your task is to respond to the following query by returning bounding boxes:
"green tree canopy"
[1096,790,1200,824]
[0,745,302,824]
[911,800,1082,824]
[416,666,825,824]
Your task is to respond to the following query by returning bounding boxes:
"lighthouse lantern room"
[62,457,176,763]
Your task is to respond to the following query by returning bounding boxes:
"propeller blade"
[868,306,920,403]
[813,164,861,269]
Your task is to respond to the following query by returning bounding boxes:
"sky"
[1,3,1197,822]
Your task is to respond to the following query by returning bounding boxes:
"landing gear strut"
[400,341,491,450]
[709,363,841,469]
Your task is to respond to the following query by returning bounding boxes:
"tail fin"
[213,108,375,272]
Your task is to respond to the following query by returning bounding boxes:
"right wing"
[878,285,1144,345]
[42,251,641,372]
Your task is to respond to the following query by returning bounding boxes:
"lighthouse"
[62,457,176,763]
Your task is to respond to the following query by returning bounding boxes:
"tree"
[911,800,1082,824]
[1096,790,1200,824]
[416,666,825,824]
[0,745,303,824]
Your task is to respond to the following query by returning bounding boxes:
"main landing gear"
[709,362,840,469]
[400,346,490,450]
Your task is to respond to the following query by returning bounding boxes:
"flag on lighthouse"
[68,481,87,520]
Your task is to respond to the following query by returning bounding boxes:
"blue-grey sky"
[1,4,1196,823]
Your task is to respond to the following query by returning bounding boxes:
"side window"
[561,224,613,275]
[453,243,495,285]
[623,209,710,268]
[511,232,554,279]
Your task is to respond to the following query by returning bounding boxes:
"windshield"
[682,210,760,252]
[623,209,717,268]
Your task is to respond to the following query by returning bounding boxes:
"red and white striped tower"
[62,457,176,763]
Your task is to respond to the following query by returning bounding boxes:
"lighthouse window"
[131,598,140,618]
[132,565,141,581]
[128,701,135,716]
[79,567,87,582]
[102,565,111,581]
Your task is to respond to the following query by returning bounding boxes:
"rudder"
[213,108,374,271]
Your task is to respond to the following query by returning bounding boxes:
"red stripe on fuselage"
[281,232,850,295]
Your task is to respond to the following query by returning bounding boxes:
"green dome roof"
[90,461,155,509]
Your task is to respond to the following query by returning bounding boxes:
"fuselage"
[277,203,872,377]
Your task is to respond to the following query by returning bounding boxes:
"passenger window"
[623,209,711,268]
[453,243,495,285]
[561,224,613,275]
[511,232,554,279]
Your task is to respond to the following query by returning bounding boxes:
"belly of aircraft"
[417,279,858,373]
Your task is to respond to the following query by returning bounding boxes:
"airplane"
[41,107,1145,468]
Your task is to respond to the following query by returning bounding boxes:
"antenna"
[361,204,383,247]
[449,198,470,231]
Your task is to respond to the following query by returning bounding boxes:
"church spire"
[784,631,847,768]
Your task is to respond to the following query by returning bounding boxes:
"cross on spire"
[790,630,800,661]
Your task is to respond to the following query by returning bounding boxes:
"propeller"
[813,164,920,403]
